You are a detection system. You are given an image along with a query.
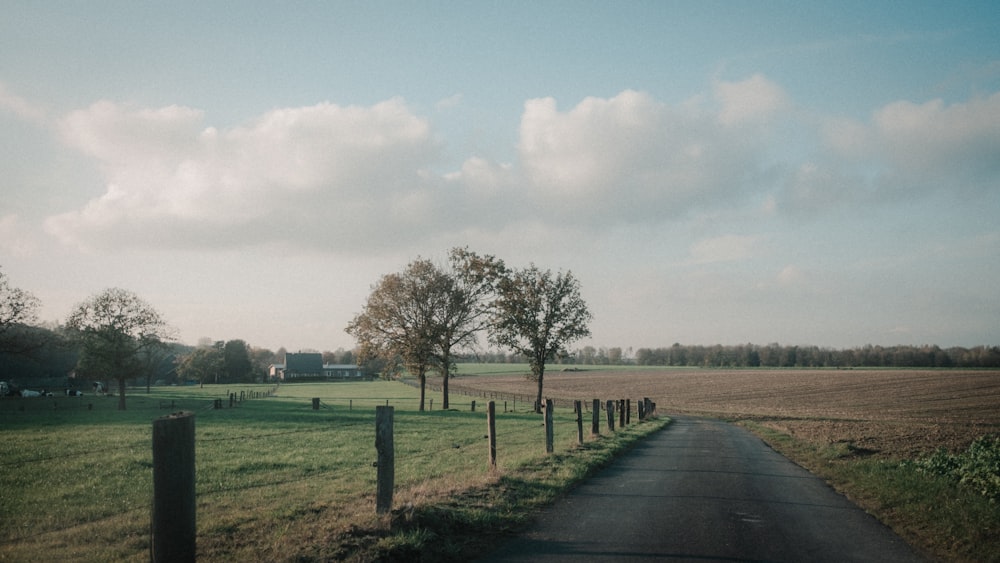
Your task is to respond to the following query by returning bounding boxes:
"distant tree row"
[630,343,1000,369]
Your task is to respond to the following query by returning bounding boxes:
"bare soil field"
[451,369,1000,459]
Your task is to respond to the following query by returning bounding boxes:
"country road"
[480,416,928,562]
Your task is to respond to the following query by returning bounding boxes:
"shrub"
[911,435,1000,502]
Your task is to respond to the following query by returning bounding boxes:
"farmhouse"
[269,352,363,381]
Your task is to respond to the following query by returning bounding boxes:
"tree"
[223,339,254,382]
[489,265,592,413]
[66,288,173,410]
[433,248,500,408]
[346,259,447,411]
[0,267,41,354]
[176,346,224,386]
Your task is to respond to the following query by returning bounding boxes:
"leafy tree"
[489,264,592,413]
[223,339,254,382]
[346,259,447,410]
[177,346,224,385]
[66,288,173,410]
[0,267,41,354]
[138,338,175,392]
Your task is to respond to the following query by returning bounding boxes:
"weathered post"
[544,399,554,453]
[574,400,583,445]
[471,400,476,412]
[487,401,497,469]
[152,412,196,563]
[591,399,600,435]
[638,399,645,421]
[606,400,616,431]
[626,399,631,425]
[312,397,320,410]
[375,406,394,515]
[619,399,626,428]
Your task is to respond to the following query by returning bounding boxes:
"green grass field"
[1,379,664,561]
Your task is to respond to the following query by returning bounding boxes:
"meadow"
[0,378,663,561]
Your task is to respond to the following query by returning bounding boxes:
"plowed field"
[451,369,1000,458]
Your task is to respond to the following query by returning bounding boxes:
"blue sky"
[2,1,998,353]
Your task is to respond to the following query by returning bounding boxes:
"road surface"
[480,416,927,562]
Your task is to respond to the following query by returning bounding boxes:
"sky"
[2,1,999,354]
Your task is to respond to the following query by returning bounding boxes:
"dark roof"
[284,352,323,373]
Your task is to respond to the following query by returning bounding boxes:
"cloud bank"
[31,76,1000,255]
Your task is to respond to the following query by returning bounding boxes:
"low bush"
[909,435,1000,502]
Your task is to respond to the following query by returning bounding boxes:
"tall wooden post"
[487,401,497,469]
[312,397,320,410]
[375,406,394,514]
[544,399,554,453]
[591,399,600,435]
[606,399,616,431]
[626,399,631,425]
[574,400,583,445]
[152,412,196,563]
[619,399,626,428]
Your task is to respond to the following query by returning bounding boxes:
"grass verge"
[328,415,671,562]
[741,421,1000,563]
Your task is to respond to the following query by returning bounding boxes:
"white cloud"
[775,264,805,286]
[435,93,464,111]
[713,74,789,126]
[40,83,1000,257]
[516,90,766,224]
[45,98,444,252]
[872,92,1000,192]
[0,82,49,125]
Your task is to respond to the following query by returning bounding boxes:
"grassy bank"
[0,380,666,561]
[743,422,1000,563]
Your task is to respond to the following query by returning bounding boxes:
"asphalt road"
[480,416,928,563]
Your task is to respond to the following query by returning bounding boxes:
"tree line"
[629,343,1000,369]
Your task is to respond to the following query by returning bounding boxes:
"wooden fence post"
[606,400,615,431]
[638,399,645,421]
[626,399,631,425]
[375,406,394,515]
[312,398,320,410]
[152,412,196,563]
[471,400,476,412]
[544,399,554,454]
[574,400,583,445]
[619,399,626,428]
[487,401,497,469]
[591,399,600,435]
